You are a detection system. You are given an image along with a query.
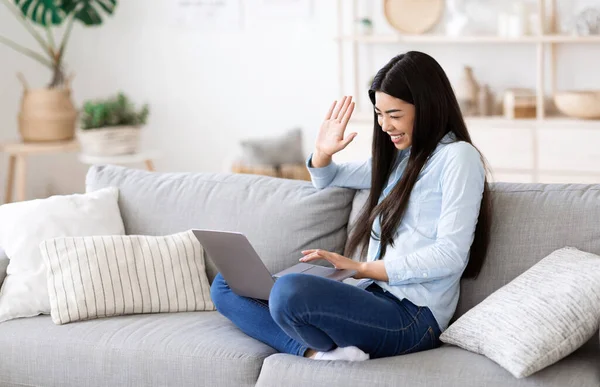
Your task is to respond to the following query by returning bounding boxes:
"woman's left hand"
[300,249,364,277]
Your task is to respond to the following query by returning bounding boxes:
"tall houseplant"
[0,0,117,142]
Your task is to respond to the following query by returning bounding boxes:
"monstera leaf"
[13,0,116,26]
[61,0,116,26]
[13,0,66,26]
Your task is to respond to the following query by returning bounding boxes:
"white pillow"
[40,230,215,324]
[0,247,8,286]
[0,187,125,323]
[440,247,600,378]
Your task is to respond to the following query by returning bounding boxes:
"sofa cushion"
[85,166,355,283]
[256,345,600,387]
[440,246,600,378]
[455,183,600,353]
[349,184,600,352]
[344,189,369,260]
[348,183,600,315]
[455,183,600,316]
[0,312,276,387]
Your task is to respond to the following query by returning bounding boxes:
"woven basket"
[18,87,77,142]
[77,126,141,156]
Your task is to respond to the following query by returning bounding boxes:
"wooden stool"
[1,140,80,204]
[231,162,310,181]
[78,150,159,172]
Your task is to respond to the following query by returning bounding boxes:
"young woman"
[211,51,491,361]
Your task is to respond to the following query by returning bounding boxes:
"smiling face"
[374,91,415,150]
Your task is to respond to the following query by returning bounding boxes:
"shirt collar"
[433,131,456,154]
[399,131,455,159]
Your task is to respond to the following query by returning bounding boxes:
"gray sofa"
[0,165,598,387]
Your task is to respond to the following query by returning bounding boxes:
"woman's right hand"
[314,96,357,159]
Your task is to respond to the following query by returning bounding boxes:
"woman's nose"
[381,118,393,132]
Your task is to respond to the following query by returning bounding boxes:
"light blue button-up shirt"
[306,132,485,331]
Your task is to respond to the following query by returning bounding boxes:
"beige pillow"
[440,247,600,378]
[40,230,214,325]
[239,127,305,167]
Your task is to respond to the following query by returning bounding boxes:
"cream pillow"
[440,247,600,378]
[40,230,215,324]
[0,187,124,323]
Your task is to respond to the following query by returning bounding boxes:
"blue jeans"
[210,272,442,359]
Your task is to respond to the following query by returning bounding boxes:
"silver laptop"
[192,229,357,300]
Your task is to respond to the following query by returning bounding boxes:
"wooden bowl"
[553,90,600,119]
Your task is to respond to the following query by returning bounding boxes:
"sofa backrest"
[349,183,600,348]
[456,182,600,318]
[85,166,355,282]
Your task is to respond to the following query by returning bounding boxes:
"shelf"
[336,34,600,44]
[543,35,600,43]
[491,168,600,177]
[464,116,600,128]
[349,112,600,128]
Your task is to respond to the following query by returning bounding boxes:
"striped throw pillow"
[40,230,215,325]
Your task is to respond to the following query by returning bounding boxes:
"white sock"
[313,346,369,361]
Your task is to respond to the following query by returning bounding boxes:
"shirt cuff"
[384,258,426,286]
[306,153,338,188]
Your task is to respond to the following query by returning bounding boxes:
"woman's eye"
[390,116,399,119]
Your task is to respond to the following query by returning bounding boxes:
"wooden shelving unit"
[334,0,600,184]
[336,0,600,124]
[350,112,600,127]
[335,34,600,44]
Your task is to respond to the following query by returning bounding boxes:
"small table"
[1,140,80,204]
[78,150,159,172]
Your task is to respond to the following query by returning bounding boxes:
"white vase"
[446,0,469,36]
[77,126,141,156]
[455,66,479,116]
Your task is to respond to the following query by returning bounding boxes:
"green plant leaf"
[14,0,66,26]
[80,92,149,130]
[60,0,117,26]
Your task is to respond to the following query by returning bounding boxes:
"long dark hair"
[346,51,492,279]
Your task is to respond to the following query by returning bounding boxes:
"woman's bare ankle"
[303,349,318,358]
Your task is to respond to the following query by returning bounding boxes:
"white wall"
[1,0,600,199]
[1,1,340,198]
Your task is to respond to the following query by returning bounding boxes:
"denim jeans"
[210,272,442,359]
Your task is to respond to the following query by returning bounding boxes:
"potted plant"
[355,17,373,35]
[78,92,149,156]
[0,0,117,142]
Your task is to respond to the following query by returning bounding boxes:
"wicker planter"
[18,87,77,142]
[77,126,141,156]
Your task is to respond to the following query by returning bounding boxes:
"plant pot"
[18,87,77,142]
[77,126,142,156]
